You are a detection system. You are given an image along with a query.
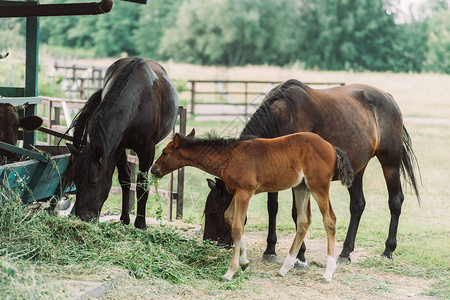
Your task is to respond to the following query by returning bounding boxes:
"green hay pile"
[0,189,230,284]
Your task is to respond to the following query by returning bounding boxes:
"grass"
[1,60,450,298]
[0,188,232,298]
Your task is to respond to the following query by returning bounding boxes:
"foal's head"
[151,129,196,178]
[203,178,233,247]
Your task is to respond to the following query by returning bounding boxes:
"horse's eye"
[162,151,168,157]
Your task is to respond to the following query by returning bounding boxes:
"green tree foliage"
[159,0,300,66]
[8,0,450,73]
[296,0,399,71]
[425,10,450,73]
[134,0,183,60]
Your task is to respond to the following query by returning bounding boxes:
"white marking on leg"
[294,258,308,270]
[239,237,249,268]
[278,254,297,277]
[323,256,336,282]
[222,268,234,281]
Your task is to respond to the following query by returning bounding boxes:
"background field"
[1,60,450,298]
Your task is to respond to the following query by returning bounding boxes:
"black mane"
[240,79,306,138]
[64,57,145,188]
[180,131,254,149]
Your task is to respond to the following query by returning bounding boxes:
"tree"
[425,10,450,73]
[159,0,300,66]
[133,0,182,60]
[296,0,399,71]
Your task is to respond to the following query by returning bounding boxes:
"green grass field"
[1,61,449,298]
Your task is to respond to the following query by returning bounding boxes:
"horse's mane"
[64,57,145,188]
[180,131,254,149]
[66,89,103,150]
[240,79,307,138]
[88,57,145,157]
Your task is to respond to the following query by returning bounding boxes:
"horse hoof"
[382,251,393,259]
[262,254,277,263]
[294,259,308,270]
[134,223,147,230]
[241,262,249,271]
[120,218,131,226]
[337,256,351,265]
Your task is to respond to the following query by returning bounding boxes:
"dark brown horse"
[151,129,353,281]
[0,103,42,162]
[203,79,420,264]
[64,57,178,229]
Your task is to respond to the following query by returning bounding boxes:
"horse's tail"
[401,125,421,203]
[334,147,354,188]
[66,88,103,150]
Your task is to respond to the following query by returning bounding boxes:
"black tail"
[401,126,421,203]
[334,147,354,187]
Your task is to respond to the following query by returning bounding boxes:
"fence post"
[190,81,195,115]
[176,106,186,220]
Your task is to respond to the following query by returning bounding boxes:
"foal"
[151,129,353,281]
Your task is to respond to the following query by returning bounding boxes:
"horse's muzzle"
[150,165,162,178]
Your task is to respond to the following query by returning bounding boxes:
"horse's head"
[0,103,43,158]
[151,129,196,178]
[203,178,233,247]
[67,143,112,222]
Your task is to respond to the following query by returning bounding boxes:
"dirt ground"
[82,218,439,300]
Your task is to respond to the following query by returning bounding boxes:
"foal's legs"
[223,190,252,281]
[312,189,337,282]
[291,189,307,268]
[339,170,366,262]
[117,149,132,225]
[134,144,155,229]
[279,183,311,277]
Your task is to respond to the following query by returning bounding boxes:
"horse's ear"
[19,115,43,131]
[186,129,195,138]
[215,178,225,193]
[173,133,181,149]
[206,178,216,190]
[67,143,81,157]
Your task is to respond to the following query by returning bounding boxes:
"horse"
[0,103,43,163]
[203,79,420,265]
[64,57,178,229]
[151,129,354,281]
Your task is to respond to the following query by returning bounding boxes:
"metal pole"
[23,16,39,149]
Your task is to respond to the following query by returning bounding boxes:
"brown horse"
[151,129,353,281]
[64,57,178,229]
[0,103,42,163]
[203,79,420,264]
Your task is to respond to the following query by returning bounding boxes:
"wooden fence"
[188,80,346,118]
[38,95,187,221]
[53,63,105,99]
[52,63,345,119]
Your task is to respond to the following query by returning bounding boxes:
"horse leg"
[279,183,311,277]
[312,189,337,282]
[117,149,132,225]
[381,166,404,259]
[223,190,252,281]
[290,188,308,269]
[262,192,278,263]
[134,146,155,230]
[339,170,366,263]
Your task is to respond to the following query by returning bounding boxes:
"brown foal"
[151,129,353,281]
